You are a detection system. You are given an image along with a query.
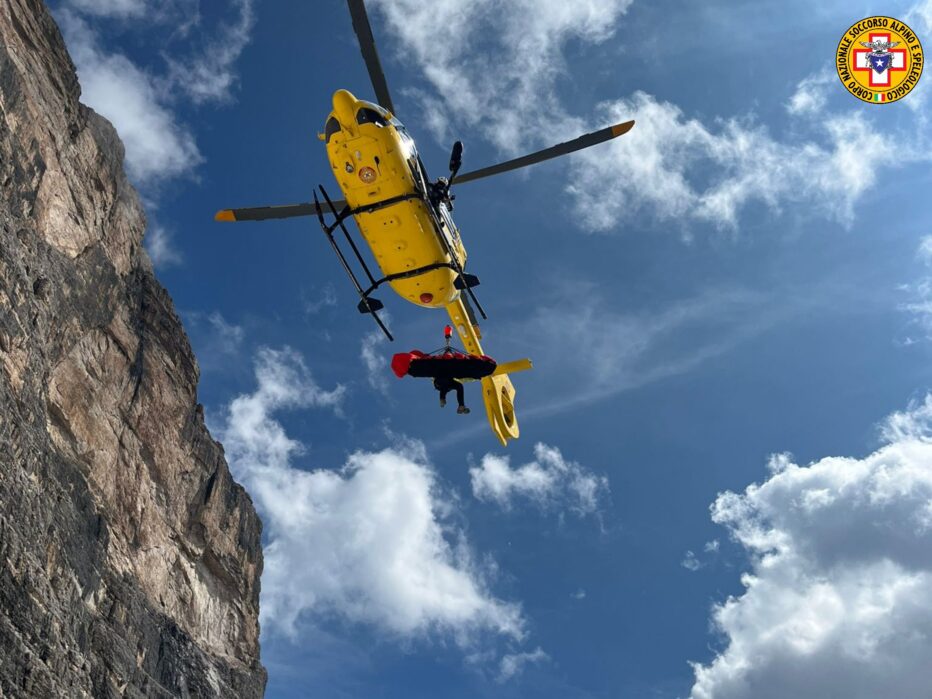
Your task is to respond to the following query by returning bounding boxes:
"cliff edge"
[0,0,266,696]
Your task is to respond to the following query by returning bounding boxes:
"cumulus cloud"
[898,236,932,342]
[567,93,926,231]
[302,283,338,316]
[367,1,931,232]
[786,70,834,116]
[681,551,702,572]
[215,347,524,645]
[689,395,932,699]
[59,0,254,188]
[59,12,202,185]
[498,647,549,683]
[368,0,633,151]
[882,395,932,443]
[166,0,256,104]
[682,540,720,572]
[205,312,244,348]
[360,325,391,395]
[220,347,345,431]
[144,224,183,268]
[918,236,932,265]
[907,0,932,34]
[471,443,608,516]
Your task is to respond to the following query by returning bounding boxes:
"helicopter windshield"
[356,108,388,127]
[391,117,417,157]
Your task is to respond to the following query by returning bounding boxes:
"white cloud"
[683,540,721,572]
[689,395,932,699]
[302,283,338,316]
[144,224,183,267]
[216,347,524,645]
[368,0,633,151]
[205,311,244,348]
[220,347,345,438]
[898,236,932,342]
[471,443,608,516]
[567,93,925,231]
[918,236,932,266]
[900,280,932,341]
[368,2,931,232]
[498,647,549,683]
[59,0,254,188]
[907,0,932,34]
[67,0,147,18]
[786,70,833,116]
[371,0,632,151]
[518,284,783,413]
[166,0,256,104]
[59,11,202,185]
[360,327,390,395]
[182,311,245,373]
[681,551,702,572]
[882,395,932,443]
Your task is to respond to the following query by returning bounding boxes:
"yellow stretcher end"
[215,210,236,222]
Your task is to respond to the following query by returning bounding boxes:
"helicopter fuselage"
[322,89,520,444]
[324,89,465,310]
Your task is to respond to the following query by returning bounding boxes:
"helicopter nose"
[332,89,359,136]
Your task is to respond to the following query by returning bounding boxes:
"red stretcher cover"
[391,350,497,380]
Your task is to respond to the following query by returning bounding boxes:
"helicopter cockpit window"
[324,116,342,143]
[356,108,388,127]
[392,118,416,156]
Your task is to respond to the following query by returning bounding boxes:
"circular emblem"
[836,17,923,104]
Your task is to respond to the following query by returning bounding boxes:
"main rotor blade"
[215,200,347,222]
[347,0,396,114]
[451,120,635,186]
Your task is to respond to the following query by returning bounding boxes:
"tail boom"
[445,297,525,445]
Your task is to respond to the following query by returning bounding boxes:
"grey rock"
[0,0,266,696]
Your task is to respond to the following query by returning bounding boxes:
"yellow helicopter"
[215,0,635,445]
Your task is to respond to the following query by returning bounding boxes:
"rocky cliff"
[0,0,266,696]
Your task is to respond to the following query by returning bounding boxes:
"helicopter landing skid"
[314,185,394,341]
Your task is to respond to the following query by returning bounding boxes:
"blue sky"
[54,0,932,697]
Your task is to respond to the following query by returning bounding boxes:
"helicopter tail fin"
[445,297,526,445]
[481,374,520,446]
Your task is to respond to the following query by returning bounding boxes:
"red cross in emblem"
[852,32,907,87]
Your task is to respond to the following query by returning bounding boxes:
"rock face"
[0,0,266,696]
